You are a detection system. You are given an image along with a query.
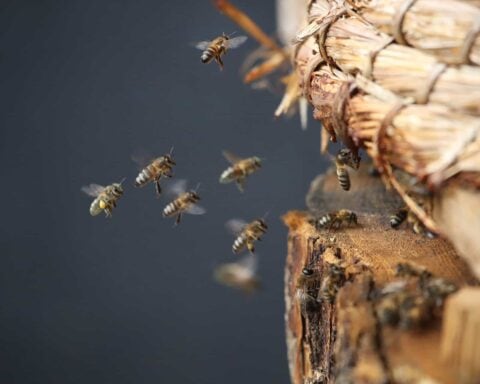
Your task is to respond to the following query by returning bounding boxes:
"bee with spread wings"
[132,148,175,197]
[81,179,125,218]
[219,150,262,192]
[162,179,206,225]
[226,217,268,254]
[195,33,247,70]
[213,253,260,294]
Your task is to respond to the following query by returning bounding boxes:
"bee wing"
[222,150,243,165]
[185,204,207,215]
[131,149,153,169]
[194,41,211,50]
[81,183,105,197]
[225,218,248,235]
[226,35,248,49]
[165,179,188,197]
[237,253,258,274]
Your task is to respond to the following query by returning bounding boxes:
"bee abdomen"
[219,167,236,183]
[336,168,350,191]
[232,234,247,254]
[390,209,407,228]
[317,214,332,228]
[89,199,102,216]
[135,168,152,187]
[163,200,180,217]
[201,47,216,63]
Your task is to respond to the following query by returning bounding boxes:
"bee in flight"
[226,217,268,254]
[195,33,248,70]
[162,180,206,225]
[132,148,175,196]
[335,148,359,191]
[213,253,260,294]
[219,150,262,192]
[81,179,125,218]
[312,209,358,230]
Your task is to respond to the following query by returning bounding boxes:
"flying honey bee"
[219,150,262,192]
[162,180,206,225]
[390,207,408,228]
[194,33,248,70]
[335,148,359,191]
[213,253,260,293]
[81,179,125,218]
[133,148,175,196]
[313,209,358,230]
[226,217,268,254]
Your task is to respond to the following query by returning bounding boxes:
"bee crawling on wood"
[335,148,360,191]
[395,262,431,280]
[312,209,358,230]
[213,253,260,294]
[219,150,262,192]
[162,180,206,226]
[82,179,125,218]
[132,148,175,196]
[295,268,321,315]
[194,33,248,70]
[317,263,346,304]
[389,207,408,228]
[226,217,268,254]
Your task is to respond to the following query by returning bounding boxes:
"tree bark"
[283,165,477,384]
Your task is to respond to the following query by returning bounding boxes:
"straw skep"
[344,0,480,65]
[294,1,480,276]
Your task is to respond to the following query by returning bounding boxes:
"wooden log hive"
[283,166,478,384]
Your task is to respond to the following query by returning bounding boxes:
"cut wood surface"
[283,165,477,384]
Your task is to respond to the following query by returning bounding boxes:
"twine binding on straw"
[461,18,480,64]
[374,100,440,233]
[302,52,325,98]
[365,36,395,79]
[417,63,447,104]
[392,0,418,45]
[332,81,360,160]
[318,9,347,70]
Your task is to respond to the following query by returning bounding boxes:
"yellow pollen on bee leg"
[99,200,106,209]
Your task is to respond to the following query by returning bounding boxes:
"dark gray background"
[0,1,327,383]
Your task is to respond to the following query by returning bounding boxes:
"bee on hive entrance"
[81,179,125,218]
[226,217,268,254]
[194,33,247,70]
[162,180,206,226]
[313,209,358,230]
[132,148,175,197]
[213,253,260,294]
[335,148,359,191]
[219,150,262,192]
[389,207,408,228]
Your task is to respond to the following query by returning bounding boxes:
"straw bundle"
[297,1,480,115]
[345,0,480,65]
[295,22,480,233]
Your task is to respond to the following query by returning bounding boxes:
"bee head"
[111,183,124,195]
[256,218,268,230]
[188,191,200,201]
[302,268,314,276]
[164,154,176,165]
[253,156,262,168]
[350,212,358,224]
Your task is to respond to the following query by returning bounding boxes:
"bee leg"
[247,242,255,254]
[175,214,182,226]
[235,179,245,193]
[155,180,162,196]
[215,55,224,70]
